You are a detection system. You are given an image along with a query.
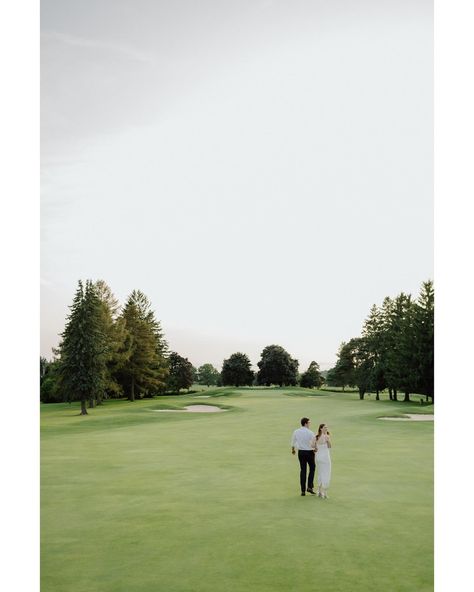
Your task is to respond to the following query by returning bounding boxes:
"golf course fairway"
[41,388,433,592]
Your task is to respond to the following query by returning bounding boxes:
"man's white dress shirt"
[291,427,316,450]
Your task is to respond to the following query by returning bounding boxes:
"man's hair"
[301,417,310,426]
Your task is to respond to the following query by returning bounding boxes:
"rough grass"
[41,388,433,592]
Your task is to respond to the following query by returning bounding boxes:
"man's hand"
[291,447,296,455]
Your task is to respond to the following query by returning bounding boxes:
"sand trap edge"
[153,405,225,413]
[378,414,434,421]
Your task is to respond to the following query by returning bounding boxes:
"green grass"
[41,388,433,592]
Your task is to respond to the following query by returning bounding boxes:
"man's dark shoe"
[307,488,316,495]
[301,492,306,496]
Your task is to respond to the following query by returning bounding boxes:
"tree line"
[40,280,325,413]
[40,280,194,414]
[41,279,433,412]
[326,280,434,402]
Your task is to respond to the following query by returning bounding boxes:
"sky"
[41,0,433,371]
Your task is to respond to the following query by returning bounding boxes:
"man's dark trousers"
[298,450,315,493]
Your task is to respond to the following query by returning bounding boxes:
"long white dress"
[315,434,331,489]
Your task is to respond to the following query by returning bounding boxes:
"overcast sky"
[41,0,433,371]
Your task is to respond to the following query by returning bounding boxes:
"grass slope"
[41,389,433,592]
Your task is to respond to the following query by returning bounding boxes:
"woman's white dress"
[315,434,331,489]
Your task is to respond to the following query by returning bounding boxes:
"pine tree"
[56,280,108,414]
[118,291,168,400]
[94,280,131,400]
[384,293,416,401]
[413,280,434,401]
[362,304,386,399]
[128,290,168,358]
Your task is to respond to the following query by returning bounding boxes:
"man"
[291,417,317,496]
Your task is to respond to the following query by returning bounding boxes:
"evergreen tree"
[362,304,386,399]
[221,353,254,387]
[56,280,108,414]
[197,363,220,387]
[256,345,299,386]
[128,290,168,357]
[166,352,194,393]
[413,280,434,401]
[300,361,323,389]
[118,291,168,400]
[327,280,434,404]
[94,280,131,400]
[379,296,397,399]
[384,293,415,401]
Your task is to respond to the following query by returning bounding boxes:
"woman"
[315,423,332,499]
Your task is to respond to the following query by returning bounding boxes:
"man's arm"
[290,430,297,455]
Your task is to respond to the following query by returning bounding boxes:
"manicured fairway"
[41,388,433,592]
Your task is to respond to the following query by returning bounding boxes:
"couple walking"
[291,417,332,498]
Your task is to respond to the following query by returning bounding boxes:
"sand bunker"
[378,414,434,421]
[185,405,223,412]
[154,405,224,413]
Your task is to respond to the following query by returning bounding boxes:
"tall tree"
[384,293,416,402]
[300,361,323,389]
[349,337,374,400]
[128,290,168,358]
[56,280,108,414]
[94,280,130,402]
[413,280,434,401]
[197,363,220,387]
[118,291,168,400]
[166,352,194,393]
[221,353,254,387]
[256,345,299,387]
[362,304,386,399]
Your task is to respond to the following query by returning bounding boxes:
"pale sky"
[41,0,433,371]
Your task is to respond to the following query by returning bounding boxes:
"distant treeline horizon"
[40,279,433,413]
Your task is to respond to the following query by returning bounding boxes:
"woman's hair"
[316,423,330,440]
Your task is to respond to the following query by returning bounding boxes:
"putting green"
[41,388,433,592]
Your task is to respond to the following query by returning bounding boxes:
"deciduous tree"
[197,363,220,387]
[221,353,254,387]
[256,345,299,387]
[300,361,323,389]
[166,352,194,393]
